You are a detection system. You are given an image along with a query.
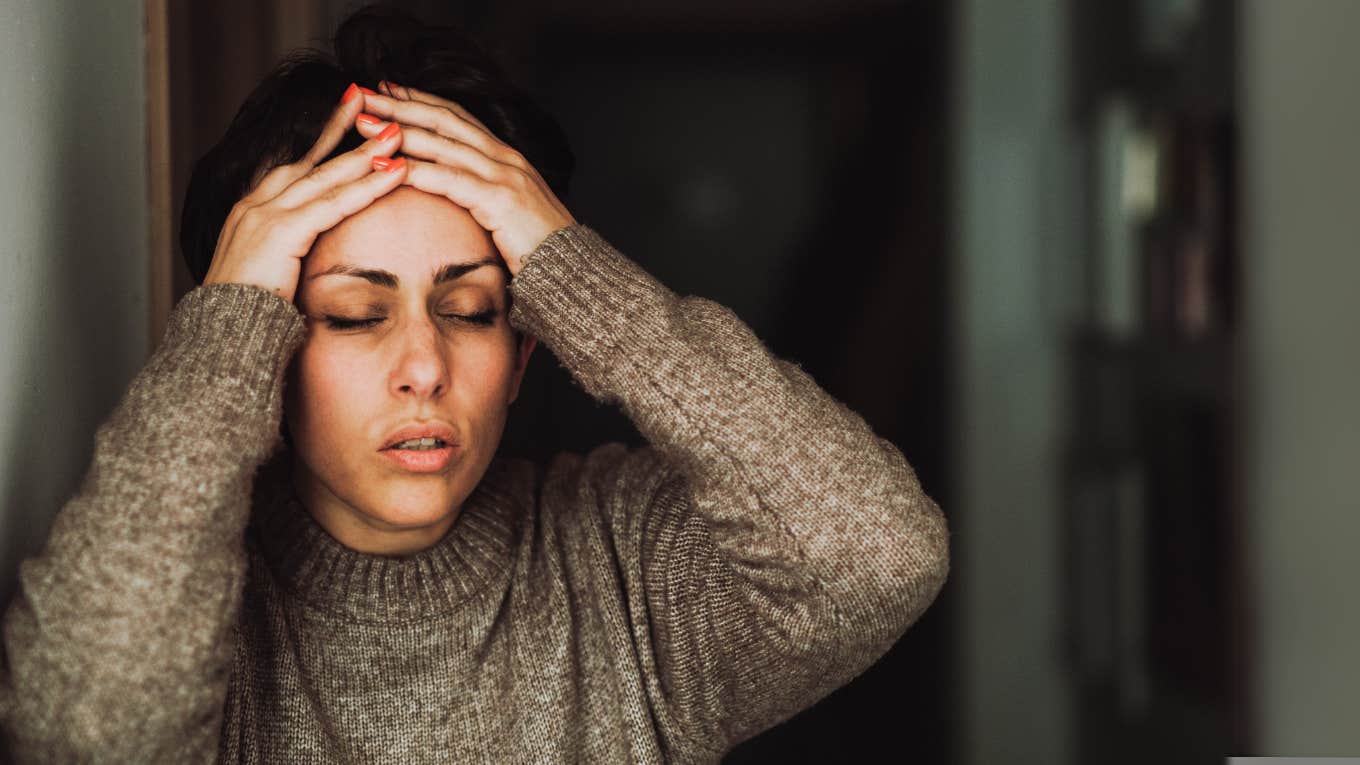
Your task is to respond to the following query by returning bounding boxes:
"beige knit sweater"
[0,224,949,763]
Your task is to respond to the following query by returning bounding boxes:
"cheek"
[287,340,374,447]
[457,339,518,389]
[448,338,522,428]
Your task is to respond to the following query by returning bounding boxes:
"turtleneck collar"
[247,448,526,624]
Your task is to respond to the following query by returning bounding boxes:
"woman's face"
[285,187,535,556]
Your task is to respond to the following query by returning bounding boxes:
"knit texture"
[0,224,949,763]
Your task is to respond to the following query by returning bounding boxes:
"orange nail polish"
[376,122,401,142]
[357,113,382,125]
[372,156,405,173]
[359,86,378,96]
[341,82,360,104]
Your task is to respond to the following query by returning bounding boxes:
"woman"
[0,6,948,763]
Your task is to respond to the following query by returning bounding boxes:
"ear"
[507,334,538,405]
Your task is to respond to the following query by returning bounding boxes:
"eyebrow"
[309,258,503,288]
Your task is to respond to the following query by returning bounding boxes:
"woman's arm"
[1,82,404,762]
[0,285,304,762]
[358,81,949,756]
[508,225,951,755]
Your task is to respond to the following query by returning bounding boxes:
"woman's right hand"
[201,83,407,305]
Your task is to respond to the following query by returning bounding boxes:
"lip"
[379,421,458,451]
[377,420,460,474]
[380,445,456,473]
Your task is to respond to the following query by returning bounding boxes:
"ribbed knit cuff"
[507,224,672,401]
[150,283,307,399]
[125,283,307,464]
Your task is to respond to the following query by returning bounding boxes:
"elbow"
[887,492,949,626]
[911,495,951,612]
[842,492,951,649]
[796,493,948,676]
[868,439,950,622]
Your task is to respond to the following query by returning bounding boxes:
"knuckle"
[434,165,462,186]
[499,148,529,168]
[237,204,265,227]
[506,167,533,190]
[270,210,305,238]
[235,188,264,209]
[279,159,311,180]
[228,198,254,219]
[493,183,517,206]
[317,186,343,206]
[263,161,295,181]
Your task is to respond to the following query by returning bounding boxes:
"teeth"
[392,437,445,450]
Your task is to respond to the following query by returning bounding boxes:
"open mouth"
[380,440,456,473]
[383,437,451,451]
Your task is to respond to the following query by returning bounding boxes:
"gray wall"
[0,0,150,608]
[1242,0,1360,753]
[951,0,1079,763]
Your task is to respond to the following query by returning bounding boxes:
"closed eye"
[444,309,497,327]
[322,310,498,331]
[323,315,383,330]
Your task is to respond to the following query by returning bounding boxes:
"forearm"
[0,284,304,762]
[507,225,950,648]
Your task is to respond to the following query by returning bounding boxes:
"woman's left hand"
[354,81,576,276]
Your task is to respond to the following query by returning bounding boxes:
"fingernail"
[356,113,382,126]
[372,156,405,173]
[359,86,378,96]
[341,82,360,104]
[376,122,400,142]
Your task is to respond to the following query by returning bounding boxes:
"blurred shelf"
[1062,2,1246,759]
[1068,327,1237,403]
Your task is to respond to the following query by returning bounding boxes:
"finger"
[286,157,409,244]
[353,117,502,180]
[249,83,368,204]
[373,82,547,184]
[379,80,492,134]
[360,94,543,184]
[361,92,511,161]
[301,83,370,166]
[356,112,548,189]
[271,121,404,210]
[401,157,502,213]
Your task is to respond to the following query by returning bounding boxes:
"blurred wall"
[1242,0,1360,753]
[952,0,1080,763]
[0,1,150,608]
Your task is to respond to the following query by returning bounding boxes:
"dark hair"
[179,3,574,286]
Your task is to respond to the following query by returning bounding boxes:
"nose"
[388,317,449,400]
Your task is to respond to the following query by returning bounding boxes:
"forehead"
[304,187,495,276]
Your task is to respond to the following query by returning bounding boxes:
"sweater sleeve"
[0,284,305,763]
[507,224,950,755]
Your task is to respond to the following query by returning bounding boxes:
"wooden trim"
[145,0,173,349]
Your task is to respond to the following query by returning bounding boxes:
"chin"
[364,484,464,530]
[362,504,459,533]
